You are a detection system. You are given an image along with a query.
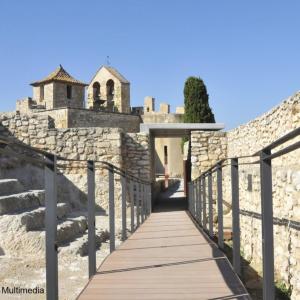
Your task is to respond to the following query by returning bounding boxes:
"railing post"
[141,183,145,223]
[202,176,207,230]
[45,154,58,300]
[217,163,224,249]
[87,160,96,278]
[146,184,150,216]
[191,182,195,217]
[260,149,275,300]
[231,158,241,276]
[189,182,193,215]
[148,183,152,214]
[208,172,213,237]
[108,166,115,253]
[136,182,140,228]
[195,179,199,222]
[188,183,191,212]
[130,180,135,232]
[121,174,127,241]
[198,177,202,226]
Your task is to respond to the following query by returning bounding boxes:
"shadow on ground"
[153,180,187,212]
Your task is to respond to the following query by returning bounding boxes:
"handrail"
[188,125,300,300]
[0,132,152,300]
[194,126,300,180]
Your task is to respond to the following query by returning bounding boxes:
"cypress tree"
[183,76,215,123]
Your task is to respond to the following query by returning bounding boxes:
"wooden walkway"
[77,210,250,300]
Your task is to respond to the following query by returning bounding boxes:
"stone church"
[18,65,131,114]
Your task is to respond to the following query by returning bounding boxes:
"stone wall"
[190,92,300,299]
[191,131,227,180]
[0,113,123,216]
[225,92,300,299]
[10,108,141,132]
[53,82,84,109]
[33,82,54,108]
[0,112,151,217]
[122,132,151,182]
[67,108,141,132]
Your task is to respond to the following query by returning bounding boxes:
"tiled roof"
[30,65,88,86]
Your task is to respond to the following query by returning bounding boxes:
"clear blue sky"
[1,0,300,129]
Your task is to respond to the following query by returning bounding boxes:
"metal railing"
[0,136,152,300]
[188,126,300,300]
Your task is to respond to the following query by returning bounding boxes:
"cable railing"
[0,136,152,300]
[188,126,300,300]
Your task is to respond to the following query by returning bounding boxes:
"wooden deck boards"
[77,211,250,300]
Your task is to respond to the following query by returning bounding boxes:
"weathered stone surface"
[190,92,300,300]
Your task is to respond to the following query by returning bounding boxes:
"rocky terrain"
[0,178,128,300]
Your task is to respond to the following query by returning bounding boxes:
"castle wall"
[226,92,300,298]
[67,108,140,132]
[190,92,300,298]
[0,112,151,218]
[0,113,122,215]
[11,108,141,132]
[191,131,227,180]
[122,132,152,182]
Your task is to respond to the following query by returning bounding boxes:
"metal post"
[121,175,127,241]
[188,183,191,212]
[109,166,115,253]
[136,182,140,228]
[141,183,145,223]
[231,158,241,275]
[217,163,224,249]
[260,149,275,300]
[198,178,202,226]
[87,160,96,278]
[208,172,213,237]
[195,179,199,221]
[191,182,195,217]
[130,180,135,232]
[202,176,207,230]
[146,184,150,217]
[189,182,192,215]
[45,154,58,300]
[148,184,152,214]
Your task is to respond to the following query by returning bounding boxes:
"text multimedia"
[2,286,45,294]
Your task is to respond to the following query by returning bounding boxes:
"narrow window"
[67,85,72,99]
[147,107,150,112]
[40,85,44,101]
[164,145,168,165]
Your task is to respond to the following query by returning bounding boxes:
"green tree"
[183,76,215,123]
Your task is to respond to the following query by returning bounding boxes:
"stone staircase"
[0,178,107,257]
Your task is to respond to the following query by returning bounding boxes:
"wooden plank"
[77,211,250,300]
